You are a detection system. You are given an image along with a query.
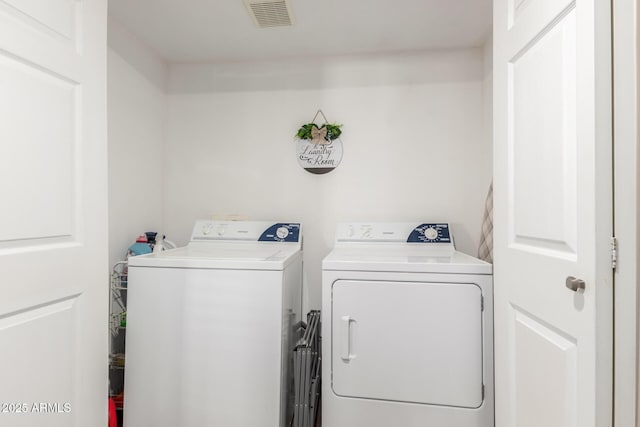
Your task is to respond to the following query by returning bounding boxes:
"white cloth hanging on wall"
[478,182,493,263]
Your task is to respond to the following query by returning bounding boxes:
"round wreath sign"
[295,110,343,174]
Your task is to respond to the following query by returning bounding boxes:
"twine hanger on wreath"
[310,110,329,145]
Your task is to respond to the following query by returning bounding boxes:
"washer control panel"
[258,223,301,242]
[192,221,301,243]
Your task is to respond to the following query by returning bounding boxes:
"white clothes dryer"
[322,223,493,427]
[124,221,303,427]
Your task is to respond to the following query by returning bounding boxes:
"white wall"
[483,36,493,185]
[107,18,168,268]
[164,49,493,310]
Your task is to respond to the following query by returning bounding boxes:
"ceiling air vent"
[244,0,294,28]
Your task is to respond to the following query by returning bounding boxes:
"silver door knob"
[565,276,585,292]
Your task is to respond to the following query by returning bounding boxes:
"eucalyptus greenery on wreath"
[296,123,343,145]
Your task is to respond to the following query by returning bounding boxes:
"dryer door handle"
[340,315,355,361]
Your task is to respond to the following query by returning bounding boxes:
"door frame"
[612,0,639,425]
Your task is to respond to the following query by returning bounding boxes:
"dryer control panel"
[407,223,452,243]
[335,223,454,246]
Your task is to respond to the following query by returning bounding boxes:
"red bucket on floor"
[108,397,117,427]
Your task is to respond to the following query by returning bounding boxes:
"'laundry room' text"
[299,144,337,166]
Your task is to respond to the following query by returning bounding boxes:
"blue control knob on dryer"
[276,227,289,239]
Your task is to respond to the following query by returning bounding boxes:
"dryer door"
[331,279,484,408]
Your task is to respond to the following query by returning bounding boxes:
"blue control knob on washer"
[424,227,438,240]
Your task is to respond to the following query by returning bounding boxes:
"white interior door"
[0,1,108,426]
[493,0,613,427]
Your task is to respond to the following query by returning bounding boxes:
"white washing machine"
[123,221,303,427]
[322,223,493,427]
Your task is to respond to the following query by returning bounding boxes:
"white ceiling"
[108,0,493,64]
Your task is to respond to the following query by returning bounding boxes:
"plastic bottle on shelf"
[153,235,165,254]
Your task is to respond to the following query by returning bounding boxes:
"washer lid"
[127,242,301,270]
[129,220,303,270]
